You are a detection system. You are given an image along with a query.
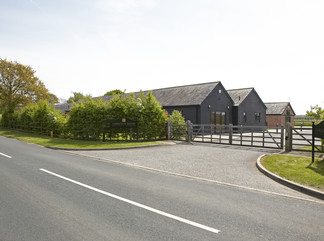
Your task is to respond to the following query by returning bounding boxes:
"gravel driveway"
[68,142,321,202]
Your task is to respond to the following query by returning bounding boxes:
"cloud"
[28,0,41,9]
[94,0,157,13]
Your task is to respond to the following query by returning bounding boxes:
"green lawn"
[261,154,324,190]
[0,128,165,149]
[298,145,324,152]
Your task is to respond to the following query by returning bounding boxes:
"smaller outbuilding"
[227,88,267,126]
[265,102,295,127]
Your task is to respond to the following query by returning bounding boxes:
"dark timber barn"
[227,88,267,126]
[137,82,234,125]
[55,82,269,126]
[97,82,233,125]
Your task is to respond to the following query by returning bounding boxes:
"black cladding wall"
[164,106,199,124]
[200,84,233,125]
[234,91,267,126]
[164,83,234,125]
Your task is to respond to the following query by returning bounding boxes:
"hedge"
[1,91,185,141]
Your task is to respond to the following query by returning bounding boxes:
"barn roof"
[102,82,221,106]
[55,103,73,113]
[227,88,254,106]
[265,102,295,115]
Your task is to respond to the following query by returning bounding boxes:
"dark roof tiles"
[103,82,221,106]
[227,88,254,106]
[265,102,291,115]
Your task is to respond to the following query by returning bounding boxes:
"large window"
[211,112,226,125]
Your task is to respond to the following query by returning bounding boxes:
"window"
[243,112,247,123]
[255,112,260,123]
[211,112,226,125]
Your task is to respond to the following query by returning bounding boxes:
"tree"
[104,89,125,96]
[306,105,324,119]
[0,58,57,113]
[137,91,167,139]
[168,110,186,138]
[67,92,92,103]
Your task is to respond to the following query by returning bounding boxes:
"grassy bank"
[261,154,324,190]
[0,128,165,149]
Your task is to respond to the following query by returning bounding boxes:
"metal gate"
[292,126,323,152]
[190,124,284,149]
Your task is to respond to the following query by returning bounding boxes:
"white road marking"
[0,152,12,158]
[40,168,220,234]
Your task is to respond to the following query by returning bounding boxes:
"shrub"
[0,109,19,128]
[137,91,167,139]
[1,101,66,136]
[67,97,109,140]
[168,110,186,138]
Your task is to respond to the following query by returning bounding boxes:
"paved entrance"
[68,143,321,202]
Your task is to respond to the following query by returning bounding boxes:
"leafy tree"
[168,110,185,125]
[137,91,167,139]
[168,110,186,138]
[307,105,324,151]
[104,89,125,96]
[306,105,324,119]
[1,100,66,136]
[0,58,57,113]
[67,92,92,103]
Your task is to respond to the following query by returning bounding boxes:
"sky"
[1,0,323,114]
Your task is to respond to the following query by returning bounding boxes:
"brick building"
[265,102,295,127]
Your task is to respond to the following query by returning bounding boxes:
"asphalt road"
[1,136,324,241]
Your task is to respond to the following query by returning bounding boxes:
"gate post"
[186,120,193,143]
[285,122,293,152]
[167,120,171,140]
[229,124,233,145]
[280,125,284,149]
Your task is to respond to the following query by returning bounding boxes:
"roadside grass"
[0,128,165,149]
[298,145,324,153]
[261,154,324,190]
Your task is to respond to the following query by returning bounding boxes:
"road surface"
[1,136,323,240]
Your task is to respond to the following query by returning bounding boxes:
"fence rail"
[291,126,323,152]
[170,121,323,152]
[189,124,284,149]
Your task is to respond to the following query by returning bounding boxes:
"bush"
[1,101,66,137]
[1,92,170,141]
[106,91,167,140]
[137,91,167,139]
[168,110,186,138]
[67,97,109,140]
[0,109,19,128]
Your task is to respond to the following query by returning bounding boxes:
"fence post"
[285,122,293,152]
[240,125,243,145]
[229,124,233,145]
[167,120,171,140]
[280,126,284,149]
[186,120,192,143]
[262,127,265,147]
[312,122,315,164]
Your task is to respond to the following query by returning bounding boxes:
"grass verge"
[0,128,165,149]
[261,154,324,191]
